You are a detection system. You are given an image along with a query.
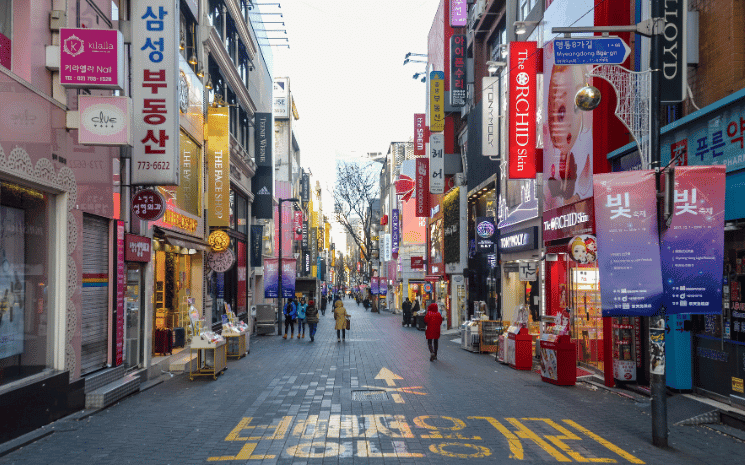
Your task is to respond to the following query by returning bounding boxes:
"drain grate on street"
[352,390,389,401]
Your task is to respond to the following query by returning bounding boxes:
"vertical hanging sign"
[207,106,230,227]
[508,41,537,179]
[416,157,430,217]
[450,0,467,27]
[430,133,445,194]
[392,209,400,253]
[115,221,125,366]
[253,112,273,219]
[414,114,427,156]
[659,0,687,103]
[482,76,499,158]
[131,0,180,185]
[429,71,445,132]
[450,34,467,107]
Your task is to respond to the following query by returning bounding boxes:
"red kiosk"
[539,316,577,385]
[505,326,533,370]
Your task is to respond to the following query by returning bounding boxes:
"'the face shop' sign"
[499,226,538,253]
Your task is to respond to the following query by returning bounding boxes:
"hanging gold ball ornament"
[575,85,602,111]
[208,230,230,252]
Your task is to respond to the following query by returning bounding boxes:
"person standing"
[297,297,307,338]
[333,299,349,342]
[411,298,420,328]
[306,299,319,342]
[402,297,412,327]
[283,298,297,339]
[424,302,444,361]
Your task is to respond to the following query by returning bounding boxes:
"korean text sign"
[594,171,664,316]
[429,71,445,132]
[661,166,725,315]
[429,134,445,194]
[60,28,124,89]
[509,41,537,179]
[450,34,466,107]
[450,0,467,27]
[131,1,180,185]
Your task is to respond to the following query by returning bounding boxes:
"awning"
[155,227,210,252]
[424,275,443,282]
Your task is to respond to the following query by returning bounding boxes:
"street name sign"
[553,37,630,65]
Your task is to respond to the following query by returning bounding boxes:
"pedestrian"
[282,298,297,339]
[306,299,319,342]
[320,296,327,316]
[402,297,412,327]
[411,298,420,328]
[333,299,349,342]
[363,296,370,311]
[424,302,443,361]
[297,297,307,338]
[356,294,361,307]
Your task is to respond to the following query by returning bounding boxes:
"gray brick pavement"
[0,297,743,464]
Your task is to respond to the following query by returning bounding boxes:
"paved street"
[1,297,742,464]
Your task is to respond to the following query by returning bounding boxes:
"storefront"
[466,181,498,321]
[499,225,541,333]
[608,87,745,401]
[123,234,151,369]
[543,198,606,373]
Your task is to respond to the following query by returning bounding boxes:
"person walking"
[424,302,444,361]
[306,299,319,342]
[410,298,421,328]
[297,297,307,338]
[282,298,297,339]
[333,299,349,342]
[402,297,412,327]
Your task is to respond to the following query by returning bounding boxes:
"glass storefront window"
[0,181,50,385]
[569,263,603,371]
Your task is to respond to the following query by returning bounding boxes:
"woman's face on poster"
[548,65,585,153]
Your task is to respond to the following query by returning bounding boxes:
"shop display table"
[224,331,248,359]
[506,326,533,370]
[189,338,227,380]
[539,334,576,386]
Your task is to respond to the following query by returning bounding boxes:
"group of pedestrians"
[282,294,348,343]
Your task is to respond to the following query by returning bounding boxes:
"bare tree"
[333,161,379,265]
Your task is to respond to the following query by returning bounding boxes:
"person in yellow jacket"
[333,299,349,342]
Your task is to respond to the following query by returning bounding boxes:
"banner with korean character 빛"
[661,166,726,315]
[264,258,279,299]
[593,171,664,317]
[131,1,180,185]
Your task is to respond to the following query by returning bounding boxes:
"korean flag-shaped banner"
[661,165,725,315]
[593,171,664,317]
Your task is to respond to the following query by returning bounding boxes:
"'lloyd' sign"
[659,0,687,103]
[509,41,537,179]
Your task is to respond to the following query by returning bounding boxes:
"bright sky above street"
[271,0,442,251]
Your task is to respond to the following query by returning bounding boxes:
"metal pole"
[278,200,283,336]
[649,0,668,448]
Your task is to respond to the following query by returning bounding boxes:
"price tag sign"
[132,188,165,221]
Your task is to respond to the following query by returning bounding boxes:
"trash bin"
[416,311,427,331]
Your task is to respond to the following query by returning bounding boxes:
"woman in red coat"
[424,303,444,361]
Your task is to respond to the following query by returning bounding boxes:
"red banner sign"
[416,158,430,217]
[509,41,537,179]
[414,114,427,156]
[411,256,425,269]
[125,233,152,262]
[132,188,165,221]
[116,221,125,366]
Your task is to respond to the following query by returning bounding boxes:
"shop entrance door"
[125,264,143,368]
[569,265,604,371]
[81,214,110,375]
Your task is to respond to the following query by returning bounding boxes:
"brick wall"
[686,0,745,112]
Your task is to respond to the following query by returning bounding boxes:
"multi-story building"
[0,0,274,441]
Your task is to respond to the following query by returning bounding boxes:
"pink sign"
[0,32,10,69]
[450,0,468,27]
[116,221,125,366]
[78,96,131,145]
[60,28,124,89]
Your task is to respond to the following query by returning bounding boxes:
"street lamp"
[277,197,299,335]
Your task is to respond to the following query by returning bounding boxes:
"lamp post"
[277,197,299,336]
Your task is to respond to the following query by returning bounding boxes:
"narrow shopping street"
[1,297,741,465]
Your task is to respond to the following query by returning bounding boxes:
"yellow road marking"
[428,442,492,459]
[469,416,524,460]
[564,420,645,464]
[523,418,615,463]
[207,443,275,461]
[225,416,293,441]
[286,442,345,458]
[356,440,425,457]
[375,367,403,386]
[507,418,571,462]
[413,415,481,440]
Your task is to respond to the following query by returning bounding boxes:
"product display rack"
[479,320,501,353]
[189,338,227,380]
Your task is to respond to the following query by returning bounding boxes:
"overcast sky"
[270,0,441,250]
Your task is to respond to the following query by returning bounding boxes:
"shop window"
[0,182,51,385]
[0,0,11,69]
[208,0,224,37]
[230,190,248,235]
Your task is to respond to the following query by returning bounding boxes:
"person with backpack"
[297,297,307,339]
[305,299,319,342]
[282,298,297,339]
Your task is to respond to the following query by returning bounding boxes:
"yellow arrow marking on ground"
[375,367,403,386]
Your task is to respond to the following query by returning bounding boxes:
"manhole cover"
[352,390,389,401]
